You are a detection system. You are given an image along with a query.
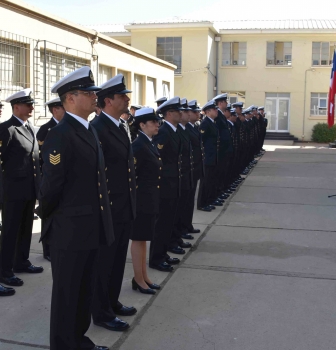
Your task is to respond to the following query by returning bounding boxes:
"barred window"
[157,37,182,74]
[40,50,89,101]
[99,64,113,85]
[0,39,28,92]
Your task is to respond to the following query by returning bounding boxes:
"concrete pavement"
[1,144,336,350]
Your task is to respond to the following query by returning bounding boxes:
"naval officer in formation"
[0,89,43,296]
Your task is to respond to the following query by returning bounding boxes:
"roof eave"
[219,29,336,34]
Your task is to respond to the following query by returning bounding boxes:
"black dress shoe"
[132,278,156,294]
[211,201,223,206]
[112,302,137,316]
[93,346,110,350]
[94,318,129,332]
[14,265,44,274]
[188,228,201,234]
[180,242,192,249]
[145,281,161,290]
[149,262,174,272]
[209,205,216,210]
[0,276,23,286]
[0,284,15,296]
[197,206,212,212]
[166,257,180,265]
[181,233,194,240]
[44,255,51,262]
[168,246,185,254]
[216,198,225,203]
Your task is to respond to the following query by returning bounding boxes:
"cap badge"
[49,153,61,165]
[89,71,94,82]
[157,144,164,149]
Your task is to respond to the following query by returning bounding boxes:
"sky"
[23,0,336,26]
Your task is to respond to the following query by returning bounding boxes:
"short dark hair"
[98,93,115,109]
[60,93,67,104]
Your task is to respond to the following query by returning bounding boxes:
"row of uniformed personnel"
[0,65,267,349]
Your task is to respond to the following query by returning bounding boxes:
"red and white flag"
[328,50,336,127]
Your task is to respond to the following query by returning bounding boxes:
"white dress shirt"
[164,120,177,132]
[102,111,120,128]
[206,116,215,123]
[66,112,89,129]
[139,130,152,142]
[52,117,59,124]
[179,123,186,130]
[13,115,27,126]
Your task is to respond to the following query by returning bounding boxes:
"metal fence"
[0,30,94,125]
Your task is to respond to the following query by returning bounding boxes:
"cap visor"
[78,86,102,91]
[116,89,132,94]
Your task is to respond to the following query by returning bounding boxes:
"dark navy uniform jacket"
[92,112,136,223]
[199,116,219,166]
[132,132,163,214]
[185,122,205,181]
[153,122,182,199]
[215,109,233,156]
[0,116,40,202]
[39,113,114,250]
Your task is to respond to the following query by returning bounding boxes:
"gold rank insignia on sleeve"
[157,144,164,149]
[200,130,205,134]
[49,153,61,165]
[38,140,44,146]
[133,157,137,164]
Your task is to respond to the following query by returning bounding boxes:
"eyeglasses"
[71,91,97,97]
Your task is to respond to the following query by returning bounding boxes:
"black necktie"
[25,123,34,137]
[119,123,127,136]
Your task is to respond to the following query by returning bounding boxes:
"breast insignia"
[49,153,61,165]
[200,130,205,134]
[38,140,44,146]
[157,144,164,149]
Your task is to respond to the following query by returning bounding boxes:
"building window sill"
[311,66,332,69]
[265,66,292,68]
[308,116,327,120]
[220,66,247,69]
[174,74,183,78]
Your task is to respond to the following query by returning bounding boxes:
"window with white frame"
[222,42,246,66]
[133,74,143,105]
[162,81,170,99]
[310,93,328,115]
[0,40,27,90]
[99,65,113,85]
[312,42,336,66]
[266,42,292,66]
[157,37,182,74]
[146,77,156,106]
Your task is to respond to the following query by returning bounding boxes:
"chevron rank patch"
[38,140,44,146]
[157,144,164,149]
[49,153,61,165]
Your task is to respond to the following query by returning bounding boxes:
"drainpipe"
[302,68,315,141]
[214,36,221,96]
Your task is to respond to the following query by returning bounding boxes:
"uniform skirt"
[131,213,158,241]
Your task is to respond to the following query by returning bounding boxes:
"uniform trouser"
[92,221,132,322]
[41,218,50,258]
[0,199,35,277]
[185,179,199,232]
[170,188,192,248]
[197,165,218,208]
[50,246,98,350]
[150,198,179,265]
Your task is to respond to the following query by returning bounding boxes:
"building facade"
[101,19,336,140]
[0,0,175,125]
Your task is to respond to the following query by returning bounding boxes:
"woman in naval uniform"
[131,108,162,294]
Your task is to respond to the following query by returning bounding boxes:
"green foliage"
[311,123,336,143]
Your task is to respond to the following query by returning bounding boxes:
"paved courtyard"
[1,143,336,350]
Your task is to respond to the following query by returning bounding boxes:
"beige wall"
[129,28,212,105]
[0,3,174,124]
[218,33,333,140]
[111,25,335,140]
